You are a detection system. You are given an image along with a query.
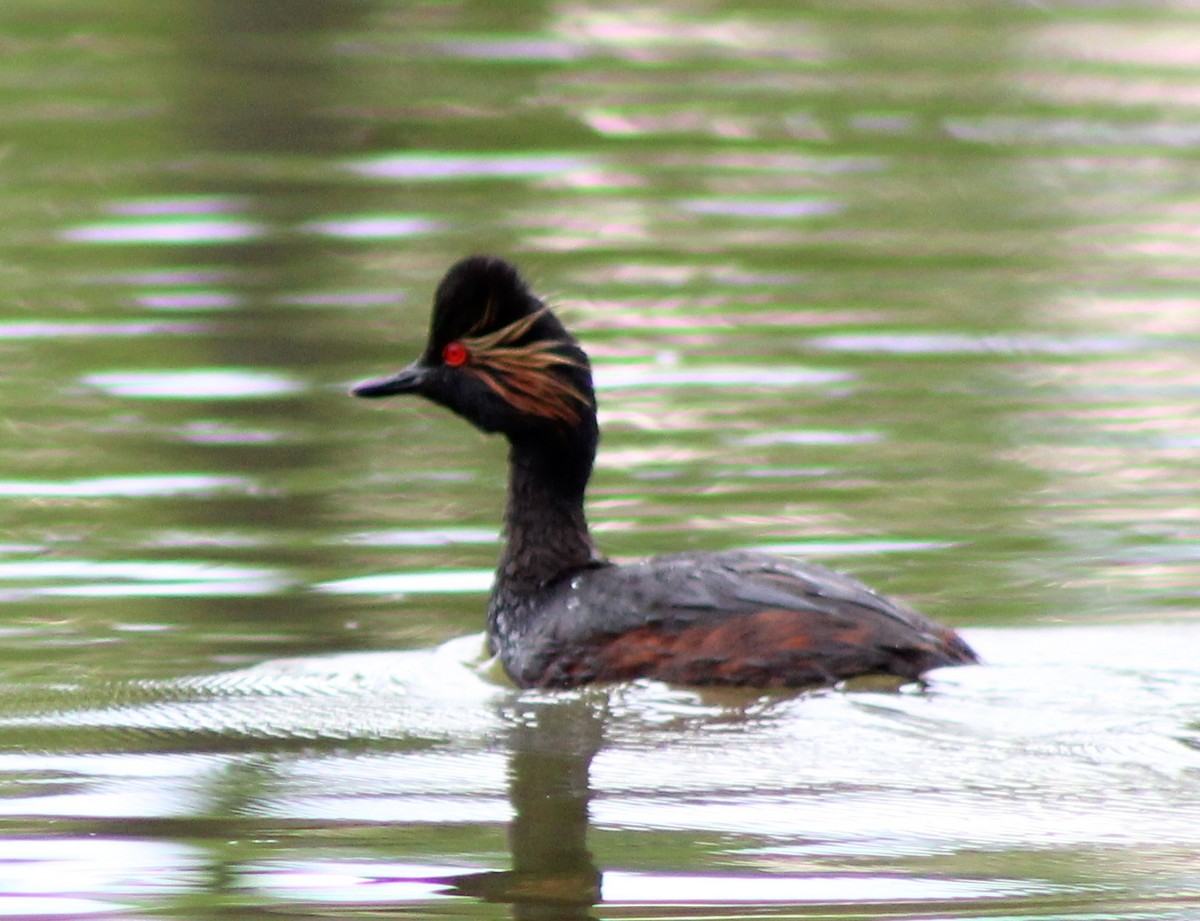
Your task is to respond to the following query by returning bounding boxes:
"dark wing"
[528,550,977,688]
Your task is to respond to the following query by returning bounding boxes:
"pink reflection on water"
[553,8,827,62]
[274,291,404,308]
[1030,23,1200,71]
[436,37,586,62]
[0,321,201,338]
[136,292,241,310]
[682,197,843,219]
[300,215,439,239]
[1050,296,1200,336]
[583,109,762,140]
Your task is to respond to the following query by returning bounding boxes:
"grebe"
[353,256,977,688]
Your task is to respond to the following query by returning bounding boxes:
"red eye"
[442,341,469,367]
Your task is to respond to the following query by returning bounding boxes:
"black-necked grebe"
[352,256,978,688]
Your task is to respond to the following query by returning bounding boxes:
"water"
[2,1,1199,918]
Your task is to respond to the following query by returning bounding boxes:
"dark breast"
[499,550,977,689]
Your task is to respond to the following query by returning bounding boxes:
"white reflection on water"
[241,862,1043,907]
[0,837,197,915]
[554,7,826,61]
[316,570,494,595]
[300,215,440,240]
[274,290,403,308]
[600,870,1047,903]
[945,115,1200,148]
[62,219,267,245]
[347,152,597,181]
[437,37,586,62]
[136,291,242,311]
[587,624,1200,853]
[0,559,290,599]
[84,369,304,399]
[809,331,1139,355]
[0,474,249,497]
[335,527,497,547]
[681,197,843,219]
[747,539,953,556]
[245,862,454,904]
[734,429,881,446]
[0,774,208,819]
[260,792,511,826]
[40,579,289,598]
[0,561,272,581]
[1029,22,1200,71]
[0,896,124,917]
[62,195,267,245]
[176,421,285,445]
[594,365,850,389]
[63,198,438,246]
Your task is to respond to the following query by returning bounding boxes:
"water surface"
[1,1,1199,918]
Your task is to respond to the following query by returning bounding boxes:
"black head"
[352,256,597,443]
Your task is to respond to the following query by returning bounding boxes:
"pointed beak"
[350,362,428,399]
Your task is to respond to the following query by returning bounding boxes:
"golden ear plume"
[461,308,589,425]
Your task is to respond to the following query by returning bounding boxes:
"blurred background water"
[1,1,1199,918]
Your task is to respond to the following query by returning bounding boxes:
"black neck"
[495,433,604,593]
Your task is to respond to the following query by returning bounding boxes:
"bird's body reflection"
[445,694,606,918]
